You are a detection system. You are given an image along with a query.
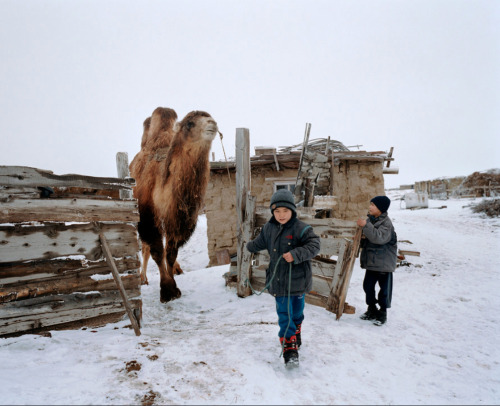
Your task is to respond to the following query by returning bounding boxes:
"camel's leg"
[162,238,183,275]
[138,209,180,302]
[140,242,150,285]
[149,236,181,303]
[165,243,183,281]
[163,257,183,275]
[174,260,183,275]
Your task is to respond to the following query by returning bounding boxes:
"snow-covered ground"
[1,192,499,405]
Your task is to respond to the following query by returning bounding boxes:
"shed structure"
[0,165,142,337]
[206,134,395,267]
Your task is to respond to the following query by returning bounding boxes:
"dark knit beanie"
[371,195,391,213]
[270,189,296,214]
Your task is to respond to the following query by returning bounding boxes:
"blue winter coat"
[360,212,398,272]
[246,214,321,296]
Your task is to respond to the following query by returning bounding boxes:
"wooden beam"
[0,290,141,336]
[0,222,139,264]
[272,150,280,171]
[386,147,394,168]
[294,123,312,200]
[330,226,362,320]
[99,232,141,336]
[0,166,135,191]
[235,129,253,298]
[116,152,133,200]
[0,197,139,223]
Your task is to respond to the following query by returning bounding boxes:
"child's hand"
[357,218,367,227]
[283,252,294,263]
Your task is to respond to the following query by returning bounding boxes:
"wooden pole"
[236,129,253,298]
[335,226,362,320]
[304,177,315,207]
[116,152,133,200]
[386,147,394,168]
[294,123,312,201]
[99,232,141,336]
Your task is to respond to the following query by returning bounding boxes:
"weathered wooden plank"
[253,252,338,279]
[254,210,357,234]
[0,290,141,336]
[0,186,40,200]
[326,227,362,319]
[236,129,254,298]
[116,152,133,200]
[0,257,139,282]
[248,273,330,308]
[399,250,421,257]
[252,267,333,297]
[0,222,139,264]
[0,166,135,191]
[99,231,141,336]
[0,263,140,304]
[0,197,139,223]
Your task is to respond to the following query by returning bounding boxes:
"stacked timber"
[0,166,141,337]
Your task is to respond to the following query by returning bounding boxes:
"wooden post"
[304,177,315,207]
[334,226,362,320]
[116,152,133,200]
[386,147,394,168]
[99,232,141,336]
[236,129,253,298]
[294,123,312,201]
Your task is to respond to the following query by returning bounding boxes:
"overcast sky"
[1,0,498,189]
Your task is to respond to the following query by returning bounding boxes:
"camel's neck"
[164,142,212,197]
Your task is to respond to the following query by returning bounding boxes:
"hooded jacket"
[360,212,398,272]
[246,214,321,296]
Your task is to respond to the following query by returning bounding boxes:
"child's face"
[273,207,293,224]
[368,202,382,217]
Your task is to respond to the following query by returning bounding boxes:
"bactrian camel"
[130,107,218,302]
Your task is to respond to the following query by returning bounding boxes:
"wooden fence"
[0,165,142,336]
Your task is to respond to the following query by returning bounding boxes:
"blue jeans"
[275,295,305,338]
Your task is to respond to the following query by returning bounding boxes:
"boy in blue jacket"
[246,189,320,366]
[357,195,397,326]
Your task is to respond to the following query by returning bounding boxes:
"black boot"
[280,335,299,366]
[360,304,378,321]
[295,324,302,348]
[373,309,387,326]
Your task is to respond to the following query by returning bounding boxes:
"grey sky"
[1,0,498,189]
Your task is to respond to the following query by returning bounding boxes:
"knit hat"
[370,195,391,213]
[270,189,296,214]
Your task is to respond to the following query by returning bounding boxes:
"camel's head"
[179,111,218,144]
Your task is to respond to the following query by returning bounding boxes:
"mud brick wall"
[332,160,385,221]
[205,167,297,266]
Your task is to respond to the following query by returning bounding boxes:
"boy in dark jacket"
[357,195,397,326]
[246,189,320,366]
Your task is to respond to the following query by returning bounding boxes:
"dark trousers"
[363,270,393,310]
[275,295,305,339]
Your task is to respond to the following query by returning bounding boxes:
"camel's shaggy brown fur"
[130,107,218,302]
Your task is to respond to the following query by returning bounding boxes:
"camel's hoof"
[174,268,184,275]
[140,278,149,286]
[160,285,182,303]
